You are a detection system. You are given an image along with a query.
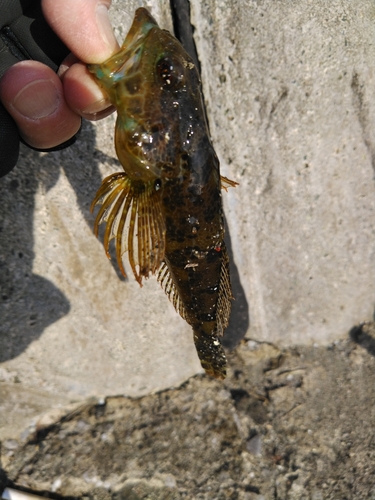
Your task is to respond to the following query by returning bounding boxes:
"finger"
[0,60,81,150]
[42,0,119,64]
[62,61,115,120]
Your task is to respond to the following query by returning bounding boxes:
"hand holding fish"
[0,0,118,176]
[90,8,238,380]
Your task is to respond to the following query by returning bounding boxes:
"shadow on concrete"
[222,219,250,350]
[349,323,375,357]
[0,120,120,362]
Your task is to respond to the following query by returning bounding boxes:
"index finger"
[42,0,119,64]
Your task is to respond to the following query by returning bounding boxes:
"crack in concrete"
[169,0,201,74]
[351,70,375,176]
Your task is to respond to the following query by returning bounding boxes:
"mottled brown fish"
[88,8,237,379]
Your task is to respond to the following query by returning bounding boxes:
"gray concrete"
[1,0,375,439]
[191,0,375,344]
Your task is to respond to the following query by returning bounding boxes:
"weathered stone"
[113,477,180,500]
[2,338,375,499]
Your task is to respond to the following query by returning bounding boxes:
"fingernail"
[96,3,118,52]
[12,79,59,119]
[82,100,115,121]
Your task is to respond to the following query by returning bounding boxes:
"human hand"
[0,0,119,177]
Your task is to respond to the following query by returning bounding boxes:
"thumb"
[42,0,119,64]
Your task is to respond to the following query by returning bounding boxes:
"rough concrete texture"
[1,0,375,463]
[1,328,375,499]
[190,0,375,344]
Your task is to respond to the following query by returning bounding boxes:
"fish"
[88,7,237,379]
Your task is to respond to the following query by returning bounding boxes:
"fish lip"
[87,9,158,85]
[107,8,159,79]
[87,45,143,86]
[125,8,159,44]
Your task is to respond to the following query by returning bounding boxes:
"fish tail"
[193,329,227,380]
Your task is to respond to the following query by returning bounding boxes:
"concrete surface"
[1,0,375,441]
[190,0,375,345]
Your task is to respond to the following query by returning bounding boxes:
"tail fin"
[193,330,227,380]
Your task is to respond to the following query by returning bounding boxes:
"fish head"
[88,8,210,183]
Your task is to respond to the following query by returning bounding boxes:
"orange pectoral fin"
[220,175,238,192]
[91,172,166,285]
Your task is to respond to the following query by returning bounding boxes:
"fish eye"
[156,56,184,89]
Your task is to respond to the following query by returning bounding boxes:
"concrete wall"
[191,0,375,345]
[1,0,375,438]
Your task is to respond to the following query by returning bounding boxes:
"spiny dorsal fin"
[157,262,187,320]
[220,175,238,191]
[215,244,233,336]
[91,172,166,286]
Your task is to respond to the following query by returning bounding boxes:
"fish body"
[89,8,236,379]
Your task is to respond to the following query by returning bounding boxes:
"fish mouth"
[88,8,158,84]
[123,8,159,50]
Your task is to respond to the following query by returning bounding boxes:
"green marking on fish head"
[87,8,157,91]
